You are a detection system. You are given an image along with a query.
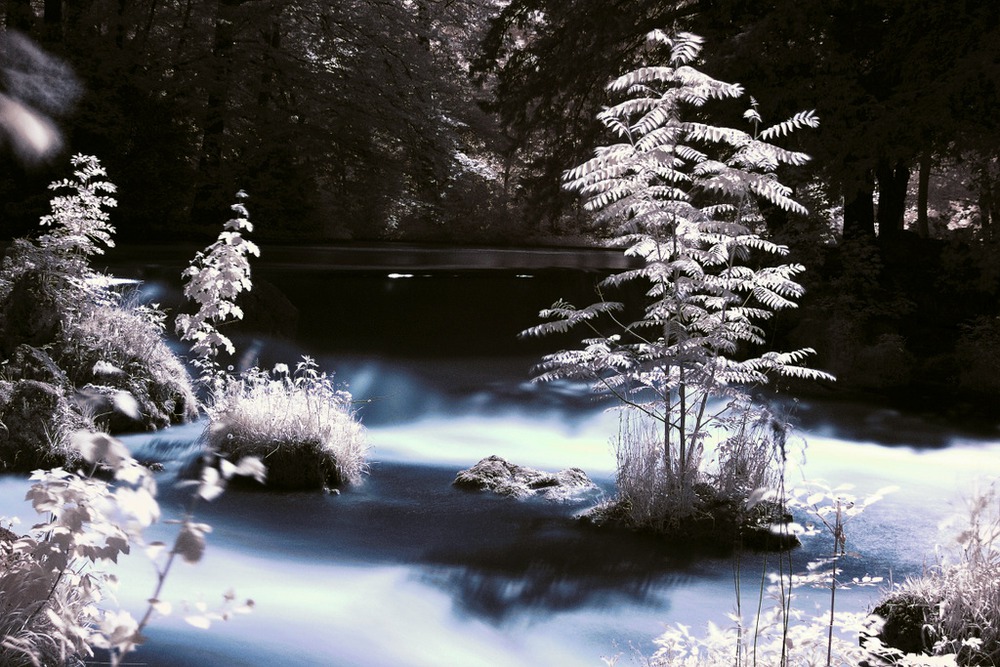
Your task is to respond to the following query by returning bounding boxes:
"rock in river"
[453,455,597,501]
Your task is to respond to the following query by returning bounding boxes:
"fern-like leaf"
[760,110,820,140]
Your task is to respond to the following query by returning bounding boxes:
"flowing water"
[2,245,998,666]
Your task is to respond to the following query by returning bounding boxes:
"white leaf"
[184,615,211,630]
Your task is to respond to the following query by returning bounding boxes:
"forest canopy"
[0,0,997,247]
[3,1,1000,409]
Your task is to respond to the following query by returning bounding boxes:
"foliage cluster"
[0,1,513,241]
[175,190,259,368]
[0,155,196,461]
[0,154,359,665]
[479,0,1000,239]
[0,431,259,667]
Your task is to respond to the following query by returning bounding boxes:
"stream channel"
[2,245,998,666]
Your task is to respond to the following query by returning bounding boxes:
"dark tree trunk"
[980,189,993,241]
[139,0,158,52]
[843,171,876,239]
[257,17,281,108]
[876,158,910,240]
[64,0,96,33]
[975,158,1000,242]
[916,153,930,238]
[6,0,33,31]
[115,0,130,49]
[42,0,61,42]
[191,0,244,224]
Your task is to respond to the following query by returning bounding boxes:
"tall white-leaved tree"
[523,31,833,530]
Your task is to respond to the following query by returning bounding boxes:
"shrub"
[955,316,1000,395]
[59,294,198,431]
[203,358,367,490]
[176,197,368,491]
[0,154,197,446]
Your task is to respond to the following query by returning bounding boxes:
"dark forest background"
[2,0,1000,419]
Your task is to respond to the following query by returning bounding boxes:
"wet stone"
[453,455,597,501]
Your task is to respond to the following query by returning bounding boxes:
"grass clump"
[585,404,795,550]
[203,358,367,491]
[872,482,1000,665]
[60,295,198,430]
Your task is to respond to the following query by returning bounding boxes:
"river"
[2,245,997,665]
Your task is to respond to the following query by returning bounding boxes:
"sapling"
[175,189,259,390]
[789,481,896,667]
[524,30,832,533]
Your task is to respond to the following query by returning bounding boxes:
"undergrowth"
[874,481,1000,665]
[204,358,368,490]
[0,431,260,666]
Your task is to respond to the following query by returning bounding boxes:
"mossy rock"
[56,326,198,433]
[579,483,799,552]
[249,440,344,491]
[0,379,89,472]
[453,455,597,501]
[870,593,933,658]
[6,345,69,387]
[0,269,62,356]
[191,428,348,492]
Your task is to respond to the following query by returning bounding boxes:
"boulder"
[0,268,62,357]
[6,344,69,387]
[233,277,299,338]
[453,455,597,501]
[869,593,932,657]
[0,379,88,471]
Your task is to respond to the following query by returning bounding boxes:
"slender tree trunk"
[139,0,158,52]
[191,0,244,224]
[978,189,992,240]
[875,158,910,241]
[916,152,930,238]
[409,0,443,226]
[6,0,33,31]
[257,17,281,108]
[176,0,195,54]
[975,158,1000,242]
[64,0,96,35]
[115,0,130,49]
[842,172,876,239]
[42,0,61,43]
